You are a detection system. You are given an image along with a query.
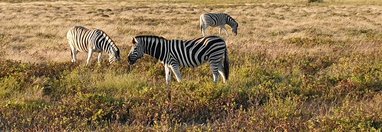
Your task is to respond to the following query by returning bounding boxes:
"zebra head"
[227,15,238,36]
[232,22,238,36]
[109,46,121,64]
[128,37,144,65]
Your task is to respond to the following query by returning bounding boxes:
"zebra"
[66,26,120,65]
[200,13,238,36]
[127,35,229,84]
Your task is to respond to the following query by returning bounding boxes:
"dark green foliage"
[0,47,381,131]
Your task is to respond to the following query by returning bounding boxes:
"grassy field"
[1,0,382,131]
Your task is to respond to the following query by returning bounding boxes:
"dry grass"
[1,1,382,62]
[0,0,382,131]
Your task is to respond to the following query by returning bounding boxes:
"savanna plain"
[0,0,382,131]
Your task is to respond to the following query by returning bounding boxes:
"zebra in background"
[128,35,229,84]
[200,13,239,36]
[67,26,120,65]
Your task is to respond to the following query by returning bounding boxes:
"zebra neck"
[227,17,236,28]
[104,43,116,54]
[143,39,168,61]
[227,21,235,28]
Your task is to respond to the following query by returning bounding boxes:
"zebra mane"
[73,25,88,30]
[226,14,238,28]
[95,29,119,51]
[134,35,168,41]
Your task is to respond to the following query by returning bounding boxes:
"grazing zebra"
[66,26,120,65]
[200,13,238,36]
[128,35,229,84]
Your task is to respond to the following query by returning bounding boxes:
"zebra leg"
[169,64,182,82]
[219,26,224,35]
[201,25,207,36]
[217,64,227,83]
[165,64,172,101]
[86,50,93,66]
[71,50,78,63]
[222,27,229,36]
[70,45,77,63]
[164,64,172,84]
[97,52,102,64]
[210,64,220,83]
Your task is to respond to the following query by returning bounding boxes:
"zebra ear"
[132,37,136,45]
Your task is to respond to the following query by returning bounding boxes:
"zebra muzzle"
[127,56,137,65]
[128,59,135,65]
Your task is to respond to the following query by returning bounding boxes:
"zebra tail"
[223,49,229,80]
[200,23,203,33]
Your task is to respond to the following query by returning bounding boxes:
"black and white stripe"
[67,26,120,65]
[128,35,229,84]
[200,13,238,36]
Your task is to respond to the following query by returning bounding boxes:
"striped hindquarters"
[173,36,226,67]
[67,26,94,52]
